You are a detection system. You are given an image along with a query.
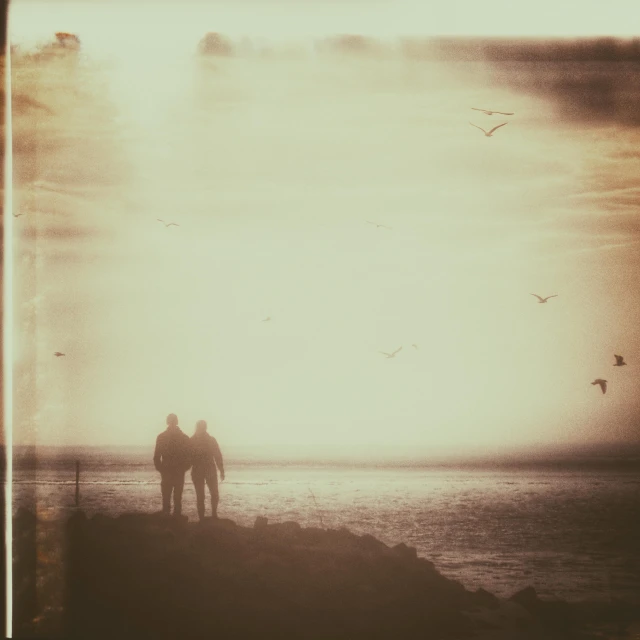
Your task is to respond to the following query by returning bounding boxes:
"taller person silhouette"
[153,413,192,517]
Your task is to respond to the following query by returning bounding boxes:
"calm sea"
[11,448,640,604]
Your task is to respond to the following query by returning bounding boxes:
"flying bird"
[469,122,508,137]
[471,108,514,116]
[591,379,607,394]
[53,352,65,357]
[530,294,558,304]
[13,213,25,218]
[379,347,402,359]
[157,219,179,227]
[614,355,627,367]
[412,344,418,350]
[367,221,392,230]
[262,317,271,322]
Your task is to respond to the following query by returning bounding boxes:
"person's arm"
[212,438,224,481]
[153,436,163,472]
[184,436,193,472]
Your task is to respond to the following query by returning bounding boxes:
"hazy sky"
[7,1,640,457]
[8,0,640,40]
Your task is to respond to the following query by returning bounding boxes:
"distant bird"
[469,122,508,137]
[13,213,25,218]
[262,317,271,322]
[471,108,514,116]
[157,219,179,227]
[379,347,402,359]
[614,355,627,367]
[591,379,607,394]
[53,352,65,357]
[530,294,558,304]
[412,344,418,350]
[367,221,392,230]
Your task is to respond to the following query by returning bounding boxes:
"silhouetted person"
[190,420,225,521]
[153,413,192,516]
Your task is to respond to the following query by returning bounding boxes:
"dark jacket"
[190,433,224,476]
[154,426,192,474]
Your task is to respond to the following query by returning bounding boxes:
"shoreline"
[13,509,640,639]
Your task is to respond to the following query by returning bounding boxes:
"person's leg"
[206,472,219,519]
[173,472,185,516]
[160,473,171,514]
[192,473,205,520]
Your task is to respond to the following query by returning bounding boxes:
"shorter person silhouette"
[190,420,225,521]
[153,413,192,517]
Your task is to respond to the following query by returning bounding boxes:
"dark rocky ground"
[12,509,640,639]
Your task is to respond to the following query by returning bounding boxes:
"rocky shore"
[12,509,640,639]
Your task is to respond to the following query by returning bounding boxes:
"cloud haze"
[7,13,640,458]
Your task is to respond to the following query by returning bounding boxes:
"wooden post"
[75,460,80,507]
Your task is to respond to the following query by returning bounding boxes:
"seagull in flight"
[157,219,179,228]
[530,294,558,304]
[367,221,392,230]
[379,347,402,359]
[614,355,627,367]
[53,352,65,357]
[469,122,508,137]
[591,379,607,394]
[471,108,514,116]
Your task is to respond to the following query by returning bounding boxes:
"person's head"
[166,413,178,428]
[195,420,207,435]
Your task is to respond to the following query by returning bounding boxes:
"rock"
[4,508,607,640]
[117,512,157,524]
[64,511,483,638]
[268,521,301,540]
[209,516,236,526]
[117,512,187,531]
[320,527,368,552]
[465,598,535,636]
[510,586,540,611]
[416,557,437,571]
[356,534,389,555]
[473,587,501,610]
[392,543,418,561]
[297,526,326,545]
[509,586,575,631]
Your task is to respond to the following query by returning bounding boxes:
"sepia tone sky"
[7,1,640,457]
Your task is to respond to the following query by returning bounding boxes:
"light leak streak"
[4,22,14,639]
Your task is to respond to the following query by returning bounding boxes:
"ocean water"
[12,452,640,604]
